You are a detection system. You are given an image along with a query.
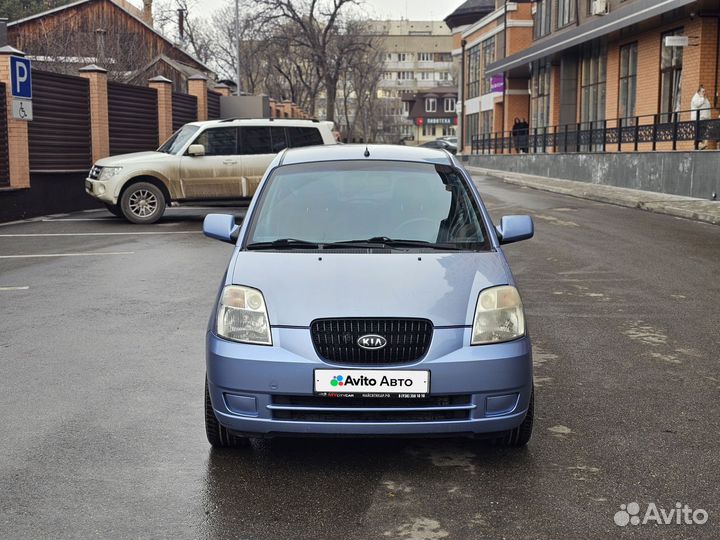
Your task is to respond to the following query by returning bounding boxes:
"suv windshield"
[158,125,199,154]
[246,161,490,251]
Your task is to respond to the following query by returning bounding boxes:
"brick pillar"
[269,98,277,118]
[214,83,231,97]
[0,45,30,188]
[188,74,208,121]
[148,75,173,144]
[79,64,109,162]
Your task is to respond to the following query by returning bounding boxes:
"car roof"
[279,144,454,166]
[187,118,327,128]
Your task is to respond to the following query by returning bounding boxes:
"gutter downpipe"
[460,38,467,154]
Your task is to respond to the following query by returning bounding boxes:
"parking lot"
[1,176,719,539]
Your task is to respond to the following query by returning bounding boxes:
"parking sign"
[10,56,32,99]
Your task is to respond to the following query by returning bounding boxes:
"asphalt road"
[1,179,719,539]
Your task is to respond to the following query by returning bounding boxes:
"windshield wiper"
[328,237,465,251]
[245,238,322,250]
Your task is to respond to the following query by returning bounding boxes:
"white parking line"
[0,252,134,259]
[41,218,117,222]
[0,286,30,291]
[0,232,201,237]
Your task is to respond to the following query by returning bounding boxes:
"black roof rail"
[218,117,320,123]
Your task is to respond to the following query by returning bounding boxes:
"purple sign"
[491,74,504,94]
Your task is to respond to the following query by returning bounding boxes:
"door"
[180,127,241,199]
[239,126,288,197]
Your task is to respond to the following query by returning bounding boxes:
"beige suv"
[85,119,337,223]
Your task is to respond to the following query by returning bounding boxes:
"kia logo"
[357,334,387,350]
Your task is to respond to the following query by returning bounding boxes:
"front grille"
[88,165,102,179]
[310,318,433,365]
[270,394,473,423]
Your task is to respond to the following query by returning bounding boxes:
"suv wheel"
[120,181,166,224]
[205,378,249,449]
[496,387,534,448]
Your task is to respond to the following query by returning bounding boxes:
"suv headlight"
[98,166,123,181]
[471,285,525,345]
[217,285,272,345]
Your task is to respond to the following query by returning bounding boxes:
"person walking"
[691,85,712,149]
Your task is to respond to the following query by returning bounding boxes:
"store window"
[660,29,684,122]
[481,38,496,95]
[618,42,638,120]
[580,41,607,125]
[465,113,479,147]
[530,59,551,128]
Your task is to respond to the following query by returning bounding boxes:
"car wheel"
[205,377,249,449]
[497,387,534,448]
[120,182,166,224]
[103,203,123,217]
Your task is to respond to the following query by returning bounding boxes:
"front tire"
[205,378,249,449]
[120,181,166,224]
[497,387,534,448]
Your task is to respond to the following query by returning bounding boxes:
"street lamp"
[235,0,241,95]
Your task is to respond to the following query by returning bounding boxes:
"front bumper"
[85,178,116,204]
[206,327,533,437]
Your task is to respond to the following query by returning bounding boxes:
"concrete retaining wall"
[463,152,719,200]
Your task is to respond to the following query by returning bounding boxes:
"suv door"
[239,126,287,197]
[179,127,241,199]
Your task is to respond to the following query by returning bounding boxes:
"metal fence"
[28,70,92,172]
[172,92,197,131]
[472,109,720,154]
[108,81,159,155]
[207,89,221,120]
[0,82,8,186]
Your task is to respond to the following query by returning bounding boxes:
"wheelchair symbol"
[18,102,28,119]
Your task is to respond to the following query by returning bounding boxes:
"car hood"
[96,151,174,167]
[230,252,511,327]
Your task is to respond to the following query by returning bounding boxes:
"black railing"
[471,109,720,154]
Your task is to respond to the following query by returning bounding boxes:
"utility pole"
[235,0,241,95]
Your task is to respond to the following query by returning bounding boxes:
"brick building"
[402,88,458,145]
[450,0,720,153]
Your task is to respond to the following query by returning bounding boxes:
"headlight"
[471,285,525,345]
[216,285,272,345]
[98,167,123,181]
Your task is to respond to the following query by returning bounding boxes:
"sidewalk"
[467,166,720,226]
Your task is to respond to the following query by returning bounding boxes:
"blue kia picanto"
[203,145,535,448]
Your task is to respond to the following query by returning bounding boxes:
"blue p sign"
[10,56,32,99]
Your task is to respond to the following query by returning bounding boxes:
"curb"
[467,166,720,226]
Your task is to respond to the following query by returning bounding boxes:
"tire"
[120,181,166,224]
[205,377,249,449]
[104,203,123,217]
[496,387,534,448]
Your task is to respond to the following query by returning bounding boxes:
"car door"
[239,126,288,197]
[179,127,241,199]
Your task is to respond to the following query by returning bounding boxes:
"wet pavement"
[1,180,719,539]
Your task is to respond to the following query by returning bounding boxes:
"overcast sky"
[144,0,467,23]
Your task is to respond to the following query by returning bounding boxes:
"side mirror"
[188,144,205,156]
[203,213,239,244]
[496,215,534,245]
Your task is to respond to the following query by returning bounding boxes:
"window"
[159,124,199,154]
[287,127,323,148]
[397,71,414,80]
[422,124,435,137]
[436,52,452,63]
[444,98,456,113]
[481,38,496,94]
[580,41,607,125]
[466,44,480,99]
[193,127,238,155]
[438,72,450,81]
[425,98,437,112]
[481,111,493,135]
[383,72,393,80]
[418,52,433,62]
[558,0,576,28]
[465,112,479,146]
[420,72,432,80]
[660,29,683,122]
[534,0,551,38]
[618,42,638,120]
[530,59,551,128]
[402,101,410,114]
[397,53,408,62]
[240,126,272,155]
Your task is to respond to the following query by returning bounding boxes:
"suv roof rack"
[217,117,320,123]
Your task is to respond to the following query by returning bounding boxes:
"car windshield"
[158,125,199,154]
[246,160,490,251]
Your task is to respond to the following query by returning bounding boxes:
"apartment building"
[450,0,720,153]
[371,20,457,143]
